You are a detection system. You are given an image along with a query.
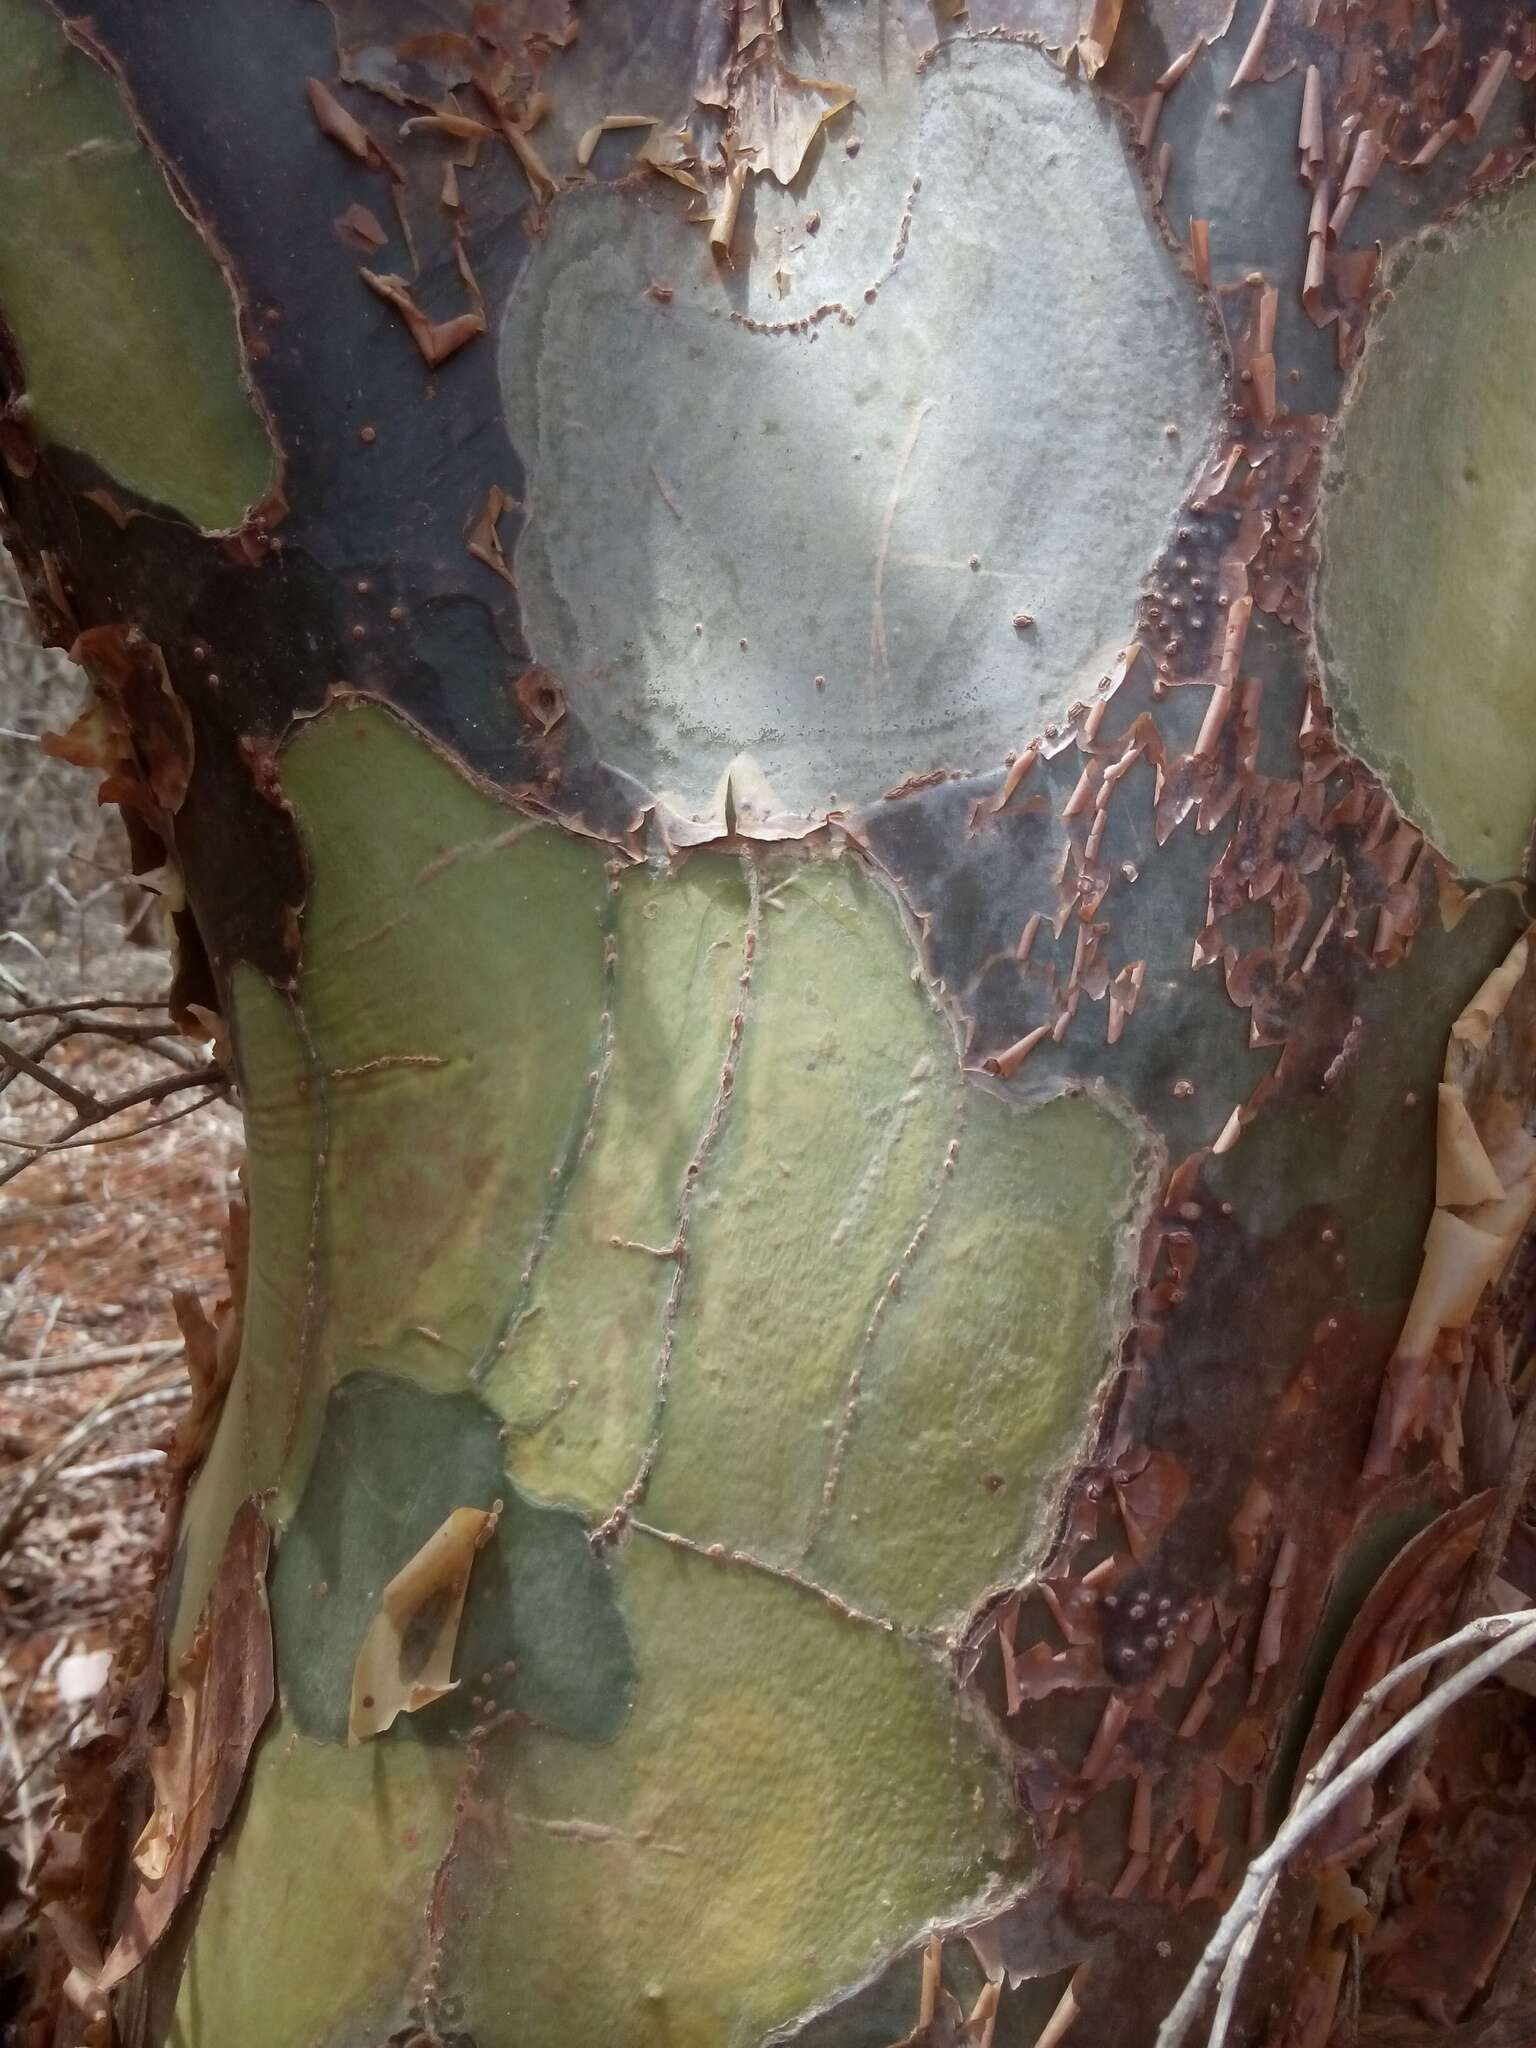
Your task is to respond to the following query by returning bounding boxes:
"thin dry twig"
[0,1337,182,1387]
[1159,1609,1536,2048]
[0,1083,225,1189]
[59,1448,167,1482]
[0,1358,185,1561]
[0,1669,37,1874]
[1353,1355,1536,1941]
[0,1701,94,1828]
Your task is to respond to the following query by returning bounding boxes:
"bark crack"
[592,853,762,1547]
[800,1099,968,1560]
[630,1519,934,1646]
[272,998,333,1476]
[338,821,542,958]
[470,881,620,1387]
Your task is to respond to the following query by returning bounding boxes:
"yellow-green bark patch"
[488,859,749,1510]
[0,0,272,527]
[207,702,1155,2045]
[645,856,953,1576]
[438,1532,1016,2048]
[1320,176,1536,882]
[808,1087,1147,1628]
[278,705,609,1435]
[170,1720,460,2048]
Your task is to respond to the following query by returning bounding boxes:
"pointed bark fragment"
[98,1501,272,1991]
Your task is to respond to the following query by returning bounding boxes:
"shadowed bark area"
[1,2,1534,2045]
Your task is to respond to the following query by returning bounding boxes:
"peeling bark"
[2,0,1535,2043]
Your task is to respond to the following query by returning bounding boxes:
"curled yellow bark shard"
[348,1504,500,1743]
[1367,928,1536,1474]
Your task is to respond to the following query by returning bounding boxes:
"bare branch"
[0,1029,98,1114]
[0,1337,182,1387]
[1159,1610,1536,2048]
[1353,1369,1536,1936]
[0,1363,186,1561]
[0,998,166,1022]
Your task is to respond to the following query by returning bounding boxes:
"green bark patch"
[181,701,1156,2047]
[1320,175,1536,882]
[273,703,612,1508]
[269,1373,635,1746]
[0,0,272,528]
[168,966,317,1659]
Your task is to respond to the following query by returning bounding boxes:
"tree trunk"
[3,2,1535,2044]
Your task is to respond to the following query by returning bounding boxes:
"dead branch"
[1160,1609,1536,2048]
[0,1360,186,1561]
[1352,1340,1536,1941]
[0,1337,182,1387]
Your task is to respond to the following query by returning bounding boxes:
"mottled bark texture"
[2,2,1535,2045]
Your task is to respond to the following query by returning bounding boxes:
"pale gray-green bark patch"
[499,38,1222,826]
[1318,175,1536,883]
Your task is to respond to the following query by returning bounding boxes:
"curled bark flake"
[710,158,749,259]
[306,74,377,163]
[1229,0,1277,89]
[1178,1648,1233,1740]
[1329,130,1384,238]
[1034,1966,1088,2048]
[1189,217,1211,289]
[729,43,855,187]
[1298,65,1324,181]
[79,485,131,526]
[97,1501,273,1990]
[1076,0,1126,80]
[1457,47,1513,141]
[576,113,660,167]
[498,112,558,203]
[466,482,518,586]
[982,1024,1052,1079]
[983,742,1040,821]
[636,124,707,195]
[1250,1530,1299,1698]
[1229,1479,1274,1577]
[1138,89,1166,150]
[399,108,495,142]
[360,265,486,365]
[471,71,558,204]
[1303,179,1330,323]
[1366,933,1536,1477]
[1246,287,1278,426]
[349,1503,499,1742]
[1082,1691,1134,1781]
[46,625,193,829]
[1106,959,1146,1045]
[1112,1448,1191,1562]
[336,200,388,249]
[164,1240,242,1488]
[1409,121,1457,171]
